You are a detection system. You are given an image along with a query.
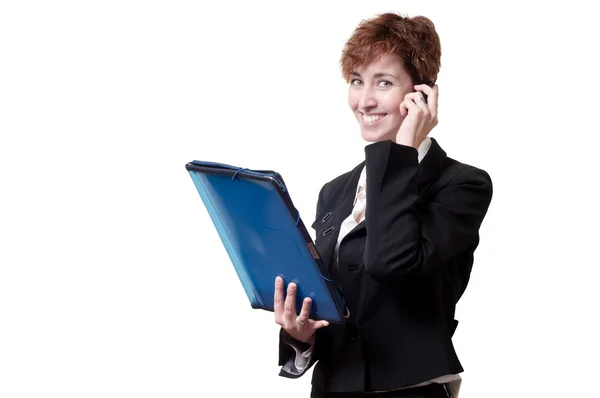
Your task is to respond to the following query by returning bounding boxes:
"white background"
[1,1,599,397]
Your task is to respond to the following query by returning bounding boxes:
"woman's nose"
[359,88,377,109]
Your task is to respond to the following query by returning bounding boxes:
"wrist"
[296,333,315,346]
[395,135,417,148]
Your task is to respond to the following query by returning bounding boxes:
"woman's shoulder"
[440,157,493,189]
[429,157,493,210]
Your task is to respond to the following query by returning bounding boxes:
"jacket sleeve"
[278,329,318,378]
[363,140,493,283]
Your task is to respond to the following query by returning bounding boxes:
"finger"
[274,276,284,322]
[296,297,312,326]
[413,84,434,98]
[403,96,422,116]
[284,282,297,324]
[404,92,429,115]
[399,101,408,117]
[404,91,429,113]
[414,84,438,115]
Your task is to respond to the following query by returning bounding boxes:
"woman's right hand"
[274,276,329,344]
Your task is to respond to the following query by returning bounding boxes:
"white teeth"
[363,114,386,124]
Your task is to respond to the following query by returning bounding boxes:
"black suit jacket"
[279,139,493,393]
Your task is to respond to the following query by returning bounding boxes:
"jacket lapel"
[312,162,364,273]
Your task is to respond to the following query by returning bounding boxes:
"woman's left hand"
[395,84,439,149]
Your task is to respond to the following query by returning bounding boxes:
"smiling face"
[347,53,415,142]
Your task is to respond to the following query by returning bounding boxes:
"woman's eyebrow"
[350,72,398,79]
[373,72,398,79]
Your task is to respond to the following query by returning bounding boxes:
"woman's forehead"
[354,54,407,75]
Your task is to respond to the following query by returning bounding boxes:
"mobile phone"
[420,80,435,104]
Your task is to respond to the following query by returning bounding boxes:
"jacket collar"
[416,137,447,192]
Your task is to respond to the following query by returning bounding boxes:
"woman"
[273,12,492,398]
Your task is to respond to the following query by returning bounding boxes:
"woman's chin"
[360,129,393,143]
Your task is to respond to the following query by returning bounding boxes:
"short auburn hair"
[340,13,441,85]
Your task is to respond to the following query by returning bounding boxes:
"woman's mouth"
[361,113,387,126]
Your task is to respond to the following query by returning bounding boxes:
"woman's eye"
[351,79,363,86]
[377,80,392,87]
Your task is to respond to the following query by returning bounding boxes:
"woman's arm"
[363,140,493,283]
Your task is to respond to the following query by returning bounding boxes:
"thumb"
[313,320,330,329]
